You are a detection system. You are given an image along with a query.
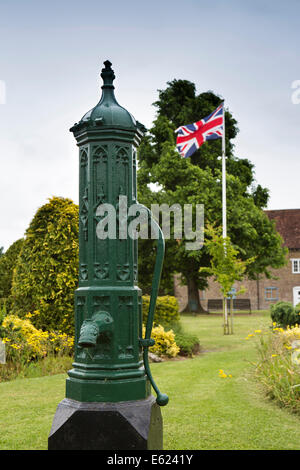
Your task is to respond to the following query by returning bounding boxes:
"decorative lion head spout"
[78,311,114,348]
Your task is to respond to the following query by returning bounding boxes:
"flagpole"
[222,102,226,240]
[221,102,228,334]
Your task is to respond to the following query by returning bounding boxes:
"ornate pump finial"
[101,60,115,88]
[70,59,140,132]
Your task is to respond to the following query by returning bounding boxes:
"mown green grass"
[0,312,299,450]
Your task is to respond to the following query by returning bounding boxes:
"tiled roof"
[265,209,300,250]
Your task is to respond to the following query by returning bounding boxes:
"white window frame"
[291,259,300,274]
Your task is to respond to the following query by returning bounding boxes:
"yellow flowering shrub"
[0,314,74,366]
[47,331,74,356]
[143,324,180,358]
[1,315,48,363]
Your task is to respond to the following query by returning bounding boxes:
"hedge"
[142,295,180,328]
[11,197,79,335]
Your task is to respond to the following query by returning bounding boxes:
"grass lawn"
[0,311,299,450]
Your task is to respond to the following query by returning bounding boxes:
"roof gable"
[265,209,300,250]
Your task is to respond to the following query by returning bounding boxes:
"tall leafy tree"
[138,80,287,312]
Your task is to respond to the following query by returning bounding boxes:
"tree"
[0,247,4,258]
[200,225,255,334]
[137,79,287,312]
[0,239,24,305]
[11,197,79,335]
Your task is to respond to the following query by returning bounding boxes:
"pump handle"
[138,205,169,406]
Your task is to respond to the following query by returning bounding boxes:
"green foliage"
[0,353,73,383]
[174,332,200,357]
[255,325,300,414]
[270,302,299,329]
[11,197,79,335]
[0,303,7,326]
[295,303,300,315]
[142,295,180,328]
[200,224,255,298]
[0,238,24,305]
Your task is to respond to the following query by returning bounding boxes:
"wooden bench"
[233,298,251,313]
[207,298,251,314]
[207,299,223,312]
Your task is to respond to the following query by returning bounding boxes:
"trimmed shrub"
[142,295,180,328]
[270,301,299,329]
[11,197,79,335]
[174,332,200,357]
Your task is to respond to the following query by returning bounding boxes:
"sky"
[0,0,300,250]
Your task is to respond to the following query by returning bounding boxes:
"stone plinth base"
[48,396,162,450]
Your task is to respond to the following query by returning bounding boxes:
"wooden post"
[230,296,234,335]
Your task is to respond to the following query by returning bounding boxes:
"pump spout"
[78,311,113,348]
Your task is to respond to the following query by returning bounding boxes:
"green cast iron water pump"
[67,60,168,407]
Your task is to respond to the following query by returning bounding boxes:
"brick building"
[174,209,300,311]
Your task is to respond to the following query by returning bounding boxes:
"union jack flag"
[175,102,224,158]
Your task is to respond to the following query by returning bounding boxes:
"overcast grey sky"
[0,0,299,250]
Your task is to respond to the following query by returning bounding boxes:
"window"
[265,287,278,301]
[227,287,237,299]
[291,259,300,273]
